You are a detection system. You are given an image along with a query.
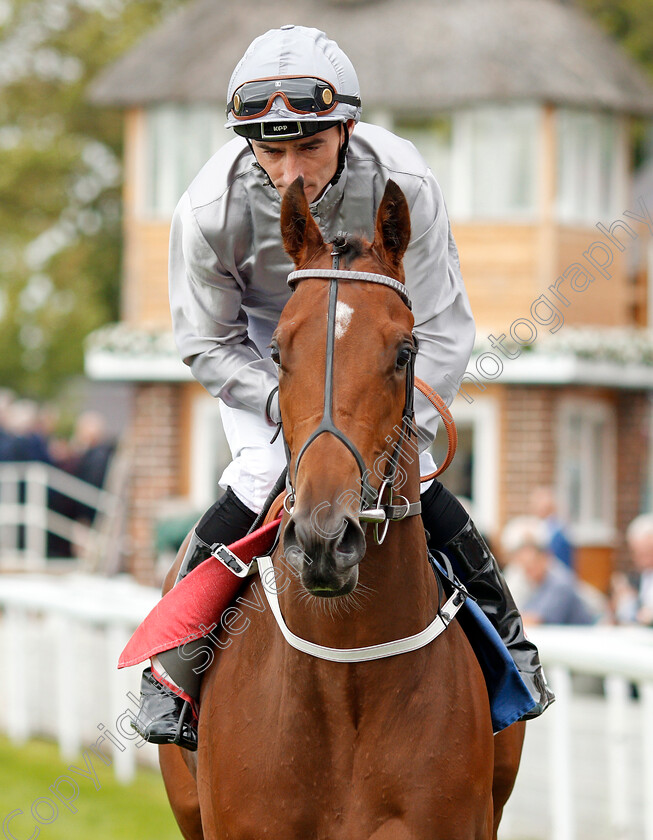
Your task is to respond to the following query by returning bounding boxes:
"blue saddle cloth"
[434,554,536,733]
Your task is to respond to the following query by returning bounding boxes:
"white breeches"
[218,403,437,514]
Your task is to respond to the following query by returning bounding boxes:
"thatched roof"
[89,0,653,115]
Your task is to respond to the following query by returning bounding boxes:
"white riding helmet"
[225,25,362,141]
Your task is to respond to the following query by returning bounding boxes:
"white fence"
[501,625,653,840]
[1,573,653,840]
[0,461,126,572]
[0,573,161,783]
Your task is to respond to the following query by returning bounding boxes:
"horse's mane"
[330,234,365,267]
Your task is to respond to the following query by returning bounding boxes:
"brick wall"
[501,386,556,525]
[500,385,651,584]
[125,383,182,584]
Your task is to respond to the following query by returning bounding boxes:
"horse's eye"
[396,347,413,370]
[270,345,281,365]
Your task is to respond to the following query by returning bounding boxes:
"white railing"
[0,573,160,784]
[1,573,653,829]
[501,624,653,840]
[0,461,123,571]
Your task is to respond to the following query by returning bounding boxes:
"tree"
[579,0,653,75]
[0,0,184,399]
[578,0,653,165]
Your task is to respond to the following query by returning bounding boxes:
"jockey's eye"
[270,344,281,366]
[396,346,413,371]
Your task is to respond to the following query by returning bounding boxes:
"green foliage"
[0,0,185,399]
[579,0,653,74]
[578,0,653,165]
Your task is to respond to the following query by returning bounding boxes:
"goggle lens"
[229,78,347,119]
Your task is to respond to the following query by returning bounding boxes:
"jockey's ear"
[280,176,325,266]
[373,180,411,270]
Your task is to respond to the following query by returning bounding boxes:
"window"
[395,116,453,207]
[190,394,232,510]
[429,396,499,536]
[143,105,231,217]
[556,398,616,543]
[556,109,623,224]
[396,105,539,221]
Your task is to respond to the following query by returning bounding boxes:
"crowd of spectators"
[0,388,116,557]
[501,513,598,627]
[611,514,653,627]
[496,484,653,629]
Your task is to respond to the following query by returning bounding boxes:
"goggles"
[227,76,361,121]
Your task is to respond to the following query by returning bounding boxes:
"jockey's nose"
[282,151,303,186]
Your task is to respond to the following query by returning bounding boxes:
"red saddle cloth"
[118,518,281,669]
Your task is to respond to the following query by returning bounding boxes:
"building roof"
[89,0,653,115]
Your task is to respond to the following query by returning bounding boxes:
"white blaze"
[334,301,354,340]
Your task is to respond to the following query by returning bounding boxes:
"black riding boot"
[445,519,555,718]
[420,480,554,719]
[131,487,257,750]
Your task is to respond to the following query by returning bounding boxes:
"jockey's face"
[251,122,352,204]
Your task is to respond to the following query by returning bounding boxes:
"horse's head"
[275,176,415,597]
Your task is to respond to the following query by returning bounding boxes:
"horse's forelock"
[339,236,365,267]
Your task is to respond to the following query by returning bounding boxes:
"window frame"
[432,395,500,536]
[395,103,541,222]
[555,108,625,226]
[140,104,231,220]
[555,396,616,545]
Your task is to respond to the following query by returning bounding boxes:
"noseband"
[283,235,422,543]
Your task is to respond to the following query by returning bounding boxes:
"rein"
[284,235,455,543]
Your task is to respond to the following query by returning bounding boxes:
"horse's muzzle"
[282,509,366,596]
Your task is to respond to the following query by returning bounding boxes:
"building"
[87,0,653,586]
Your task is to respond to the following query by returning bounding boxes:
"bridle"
[281,235,423,544]
[255,235,467,664]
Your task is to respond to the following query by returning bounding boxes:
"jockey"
[132,25,554,750]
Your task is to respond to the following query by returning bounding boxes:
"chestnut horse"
[159,178,524,839]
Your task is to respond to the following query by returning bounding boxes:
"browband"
[287,268,412,310]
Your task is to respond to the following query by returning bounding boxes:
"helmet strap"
[329,122,349,187]
[245,122,350,193]
[246,137,274,188]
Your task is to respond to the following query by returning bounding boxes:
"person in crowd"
[1,400,51,463]
[529,485,575,571]
[502,516,596,626]
[69,411,116,524]
[611,513,653,627]
[0,389,15,461]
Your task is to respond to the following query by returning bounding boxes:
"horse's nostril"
[282,517,303,565]
[335,517,366,568]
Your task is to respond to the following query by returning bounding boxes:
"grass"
[0,735,181,839]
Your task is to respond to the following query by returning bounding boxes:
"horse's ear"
[280,176,325,266]
[373,180,411,269]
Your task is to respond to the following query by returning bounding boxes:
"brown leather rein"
[415,377,458,480]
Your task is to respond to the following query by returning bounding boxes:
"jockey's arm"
[168,191,279,424]
[404,170,476,451]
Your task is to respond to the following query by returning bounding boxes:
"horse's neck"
[277,513,440,652]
